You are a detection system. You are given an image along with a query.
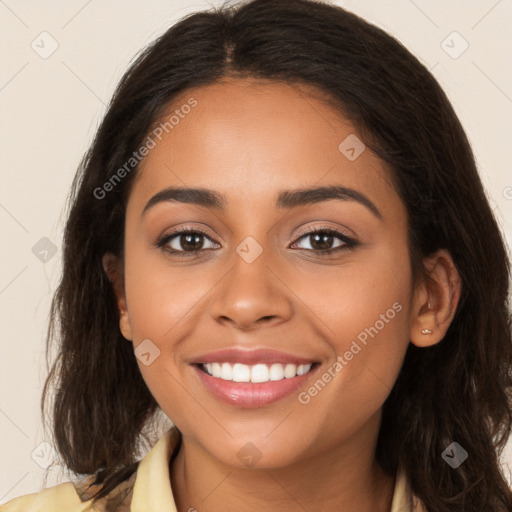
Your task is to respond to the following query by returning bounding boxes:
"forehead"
[129,78,400,217]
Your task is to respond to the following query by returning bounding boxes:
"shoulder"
[0,481,93,512]
[0,428,179,512]
[0,472,136,512]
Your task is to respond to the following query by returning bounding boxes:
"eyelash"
[155,225,358,258]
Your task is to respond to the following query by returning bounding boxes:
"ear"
[409,249,461,348]
[102,252,133,341]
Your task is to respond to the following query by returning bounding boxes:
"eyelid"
[155,223,358,257]
[157,224,218,242]
[292,223,354,241]
[158,224,353,244]
[156,226,218,249]
[289,224,357,254]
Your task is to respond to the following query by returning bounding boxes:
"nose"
[208,248,293,331]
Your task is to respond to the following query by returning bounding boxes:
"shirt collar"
[130,427,181,511]
[390,464,413,511]
[130,426,421,512]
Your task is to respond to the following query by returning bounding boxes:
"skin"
[104,78,461,512]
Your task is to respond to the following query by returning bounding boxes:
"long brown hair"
[41,0,512,509]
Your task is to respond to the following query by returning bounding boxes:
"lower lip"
[193,364,319,408]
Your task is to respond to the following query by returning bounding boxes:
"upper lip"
[189,347,317,365]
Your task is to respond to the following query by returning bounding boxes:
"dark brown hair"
[41,0,512,509]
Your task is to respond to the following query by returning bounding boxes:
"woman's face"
[118,78,417,468]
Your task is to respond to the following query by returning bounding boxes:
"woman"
[2,0,511,510]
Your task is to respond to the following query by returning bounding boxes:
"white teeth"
[232,363,251,382]
[211,362,222,378]
[269,363,284,381]
[251,364,269,383]
[220,362,232,380]
[284,363,297,378]
[201,362,313,382]
[297,364,311,376]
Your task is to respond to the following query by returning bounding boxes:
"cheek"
[123,241,211,340]
[121,243,203,399]
[289,281,412,449]
[284,241,412,355]
[290,243,413,412]
[335,249,412,382]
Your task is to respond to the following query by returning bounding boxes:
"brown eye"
[291,227,357,255]
[157,228,219,255]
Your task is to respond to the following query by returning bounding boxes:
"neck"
[169,413,395,512]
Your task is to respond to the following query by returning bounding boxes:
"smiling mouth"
[195,361,319,383]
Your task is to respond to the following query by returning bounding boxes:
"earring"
[422,300,433,334]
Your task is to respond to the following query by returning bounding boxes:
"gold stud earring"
[422,301,433,334]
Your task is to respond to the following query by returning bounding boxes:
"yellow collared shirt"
[0,427,424,511]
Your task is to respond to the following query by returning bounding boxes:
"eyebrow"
[142,185,382,220]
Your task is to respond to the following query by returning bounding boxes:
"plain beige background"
[1,0,511,504]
